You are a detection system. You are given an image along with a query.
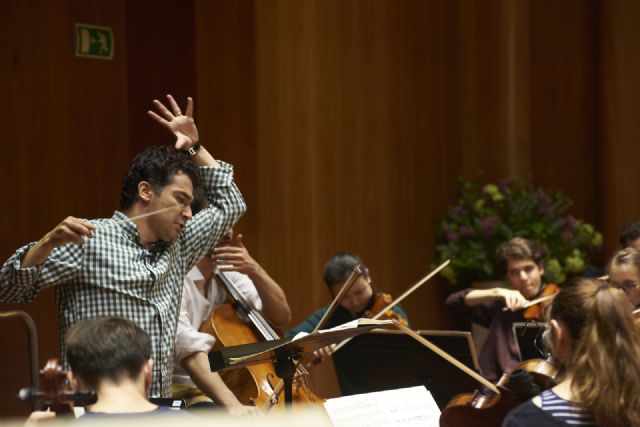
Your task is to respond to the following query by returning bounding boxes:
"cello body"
[200,301,323,409]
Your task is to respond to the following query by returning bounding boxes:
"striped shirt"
[540,389,595,426]
[0,162,246,397]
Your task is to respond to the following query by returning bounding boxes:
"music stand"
[512,321,548,361]
[338,329,481,409]
[208,320,395,408]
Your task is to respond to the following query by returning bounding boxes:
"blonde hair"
[550,278,640,426]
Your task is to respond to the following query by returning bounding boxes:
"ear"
[137,181,155,203]
[143,359,154,394]
[364,268,371,283]
[550,319,571,359]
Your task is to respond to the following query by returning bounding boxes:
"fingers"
[232,233,245,248]
[151,99,175,121]
[185,97,194,117]
[147,110,169,126]
[166,94,182,116]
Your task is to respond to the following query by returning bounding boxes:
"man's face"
[146,172,193,242]
[608,263,640,306]
[629,237,640,253]
[505,258,544,299]
[330,276,373,316]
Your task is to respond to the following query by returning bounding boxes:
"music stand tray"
[209,319,396,407]
[338,329,481,409]
[512,321,548,361]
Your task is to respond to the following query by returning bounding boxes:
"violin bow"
[312,265,363,333]
[262,266,363,411]
[393,320,499,394]
[330,258,451,354]
[501,292,558,312]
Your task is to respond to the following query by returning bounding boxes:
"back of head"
[550,278,640,427]
[495,237,544,275]
[323,252,368,287]
[66,317,151,390]
[619,220,640,248]
[119,146,200,210]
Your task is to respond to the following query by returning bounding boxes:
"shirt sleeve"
[0,239,85,304]
[174,280,216,365]
[225,271,263,313]
[445,288,501,328]
[178,161,247,272]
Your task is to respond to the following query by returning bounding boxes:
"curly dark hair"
[119,146,200,210]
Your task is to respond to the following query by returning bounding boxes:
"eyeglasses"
[609,280,639,294]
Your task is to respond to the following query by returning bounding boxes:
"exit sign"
[74,23,114,60]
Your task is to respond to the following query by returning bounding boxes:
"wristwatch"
[187,142,202,156]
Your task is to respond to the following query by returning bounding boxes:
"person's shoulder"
[503,399,568,427]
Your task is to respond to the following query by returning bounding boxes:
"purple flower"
[450,204,467,219]
[538,190,551,215]
[498,177,517,192]
[564,215,577,231]
[446,230,459,243]
[459,226,473,237]
[481,216,501,237]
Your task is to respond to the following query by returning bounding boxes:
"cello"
[392,321,559,427]
[199,270,323,410]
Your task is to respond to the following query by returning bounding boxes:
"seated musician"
[502,278,640,426]
[25,317,191,424]
[285,252,409,396]
[606,247,640,307]
[172,189,291,413]
[446,237,555,383]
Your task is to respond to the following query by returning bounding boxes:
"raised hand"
[147,95,199,150]
[212,234,261,276]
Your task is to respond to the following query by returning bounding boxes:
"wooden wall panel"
[599,0,640,257]
[0,0,129,417]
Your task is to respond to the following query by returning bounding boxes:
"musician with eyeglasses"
[606,247,640,307]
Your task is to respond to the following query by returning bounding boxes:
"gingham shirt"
[0,161,246,397]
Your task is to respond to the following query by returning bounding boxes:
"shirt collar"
[111,211,168,253]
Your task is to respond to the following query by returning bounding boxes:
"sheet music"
[292,318,393,341]
[323,386,440,427]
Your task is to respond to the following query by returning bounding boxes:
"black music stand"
[338,329,481,409]
[208,321,395,408]
[512,321,548,361]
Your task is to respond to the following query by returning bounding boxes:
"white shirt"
[173,266,262,386]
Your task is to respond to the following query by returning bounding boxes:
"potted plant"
[434,177,602,287]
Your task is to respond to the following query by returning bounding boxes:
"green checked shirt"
[0,161,246,397]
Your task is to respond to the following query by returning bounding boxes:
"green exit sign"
[74,23,114,60]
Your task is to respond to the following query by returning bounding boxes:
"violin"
[439,358,559,427]
[364,293,409,326]
[19,358,96,415]
[199,271,323,411]
[522,283,559,320]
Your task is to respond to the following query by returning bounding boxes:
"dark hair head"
[190,186,208,215]
[66,317,151,389]
[119,146,200,210]
[495,237,544,276]
[619,220,640,248]
[323,252,369,288]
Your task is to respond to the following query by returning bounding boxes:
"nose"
[183,205,192,220]
[519,270,528,281]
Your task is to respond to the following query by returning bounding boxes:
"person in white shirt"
[173,191,291,414]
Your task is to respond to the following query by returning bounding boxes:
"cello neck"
[214,271,280,340]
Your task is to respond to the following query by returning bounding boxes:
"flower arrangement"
[434,177,602,286]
